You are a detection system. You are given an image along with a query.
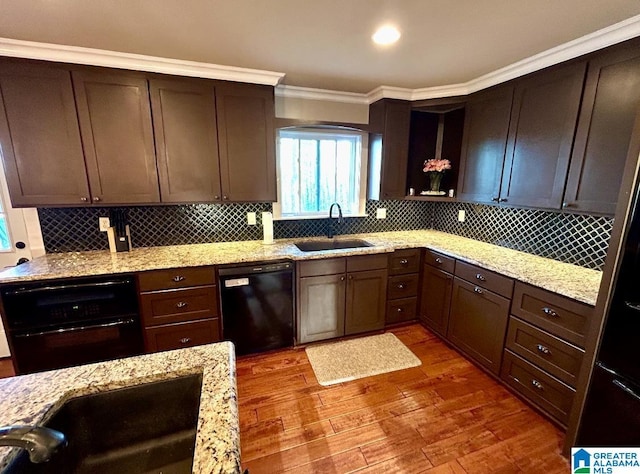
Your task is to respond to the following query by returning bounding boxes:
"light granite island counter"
[0,342,240,474]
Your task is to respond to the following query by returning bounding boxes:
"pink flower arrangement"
[423,158,452,173]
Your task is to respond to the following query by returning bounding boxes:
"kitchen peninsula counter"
[0,342,240,473]
[0,230,602,305]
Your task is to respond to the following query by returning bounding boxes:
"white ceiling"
[1,1,640,93]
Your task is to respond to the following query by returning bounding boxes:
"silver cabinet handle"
[179,337,192,344]
[542,307,558,318]
[176,301,188,309]
[536,344,551,355]
[531,379,544,390]
[93,196,101,202]
[397,283,405,289]
[80,196,88,202]
[340,276,345,281]
[400,259,408,265]
[475,273,486,281]
[223,195,228,200]
[435,258,443,264]
[172,275,186,282]
[473,286,483,294]
[397,307,403,312]
[214,195,220,200]
[499,198,508,203]
[491,197,500,202]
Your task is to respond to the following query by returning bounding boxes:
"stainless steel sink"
[6,374,202,473]
[294,239,372,252]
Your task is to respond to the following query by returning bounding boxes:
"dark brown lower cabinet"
[447,277,510,374]
[144,318,220,352]
[345,269,388,335]
[419,264,453,336]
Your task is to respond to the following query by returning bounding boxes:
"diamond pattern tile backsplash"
[38,200,613,270]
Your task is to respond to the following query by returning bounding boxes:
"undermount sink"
[294,239,373,252]
[6,374,202,474]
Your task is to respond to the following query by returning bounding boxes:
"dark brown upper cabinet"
[149,78,222,203]
[72,70,160,204]
[499,62,586,209]
[564,41,640,215]
[457,86,514,203]
[0,63,91,206]
[216,83,276,202]
[368,99,411,200]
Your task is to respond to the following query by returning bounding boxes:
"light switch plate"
[247,212,257,225]
[376,208,387,219]
[458,210,466,222]
[99,217,110,232]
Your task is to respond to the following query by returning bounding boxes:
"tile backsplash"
[38,200,613,270]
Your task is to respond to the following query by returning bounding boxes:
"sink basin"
[295,239,373,252]
[6,374,202,474]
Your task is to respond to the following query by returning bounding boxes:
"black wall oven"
[1,275,143,374]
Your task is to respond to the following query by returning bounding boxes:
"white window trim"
[273,127,369,220]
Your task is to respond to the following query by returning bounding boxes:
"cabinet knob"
[562,202,576,209]
[340,276,345,281]
[176,301,188,309]
[80,197,88,202]
[400,259,408,265]
[475,273,486,282]
[536,344,551,355]
[435,258,443,264]
[473,286,483,294]
[491,197,500,202]
[531,379,544,390]
[214,195,220,200]
[179,337,192,344]
[542,307,558,318]
[397,283,405,289]
[499,198,508,203]
[93,196,101,202]
[349,275,353,280]
[397,307,403,313]
[223,195,229,200]
[172,275,186,282]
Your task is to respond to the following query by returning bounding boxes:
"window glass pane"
[336,139,355,213]
[319,139,336,211]
[299,139,318,213]
[279,137,299,215]
[0,215,9,251]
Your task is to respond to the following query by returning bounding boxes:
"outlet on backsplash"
[376,208,387,219]
[247,212,257,225]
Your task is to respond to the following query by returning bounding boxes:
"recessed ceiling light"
[372,25,401,46]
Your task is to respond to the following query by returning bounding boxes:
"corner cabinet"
[297,255,387,344]
[0,63,91,206]
[216,83,276,202]
[72,70,160,204]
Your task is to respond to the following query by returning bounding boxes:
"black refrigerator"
[577,181,640,446]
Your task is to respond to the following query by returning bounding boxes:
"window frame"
[273,126,369,220]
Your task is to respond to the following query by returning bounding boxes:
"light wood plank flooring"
[236,324,570,473]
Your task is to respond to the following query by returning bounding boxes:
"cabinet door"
[457,86,513,203]
[216,83,276,202]
[380,100,411,199]
[73,70,160,204]
[447,277,510,374]
[564,44,640,214]
[419,265,453,336]
[150,78,222,203]
[345,269,387,335]
[298,274,346,343]
[500,62,586,209]
[0,63,91,206]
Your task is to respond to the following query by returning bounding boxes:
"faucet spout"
[327,203,343,239]
[0,425,67,463]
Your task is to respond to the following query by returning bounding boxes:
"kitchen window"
[273,127,368,219]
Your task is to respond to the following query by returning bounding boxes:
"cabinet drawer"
[386,297,418,324]
[144,318,220,353]
[506,317,584,387]
[140,286,218,327]
[388,249,421,275]
[387,273,419,299]
[454,260,514,298]
[424,249,455,274]
[511,282,593,348]
[501,350,575,426]
[298,258,345,277]
[139,266,215,291]
[347,253,388,272]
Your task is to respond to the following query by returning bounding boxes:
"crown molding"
[0,37,285,86]
[366,86,413,103]
[275,85,368,104]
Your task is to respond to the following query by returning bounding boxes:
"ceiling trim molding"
[275,85,368,104]
[0,37,286,85]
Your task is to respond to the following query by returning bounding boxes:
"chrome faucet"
[0,425,67,463]
[327,203,343,239]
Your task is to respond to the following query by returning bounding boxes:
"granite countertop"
[0,342,240,474]
[0,230,602,305]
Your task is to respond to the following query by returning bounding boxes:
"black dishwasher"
[219,261,294,356]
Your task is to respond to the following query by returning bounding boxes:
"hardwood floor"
[0,358,14,378]
[236,324,570,473]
